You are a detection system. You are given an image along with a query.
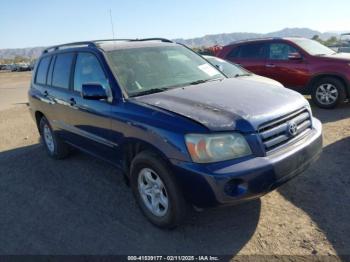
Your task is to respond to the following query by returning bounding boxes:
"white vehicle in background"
[338,33,350,53]
[330,33,350,53]
[203,55,283,87]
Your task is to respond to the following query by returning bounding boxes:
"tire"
[311,77,346,109]
[130,151,188,229]
[39,116,70,159]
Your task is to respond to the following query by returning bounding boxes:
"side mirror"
[81,83,108,100]
[288,52,302,61]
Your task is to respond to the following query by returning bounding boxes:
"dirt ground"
[0,71,31,110]
[0,72,349,259]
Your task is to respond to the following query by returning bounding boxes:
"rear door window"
[52,53,74,89]
[35,56,52,85]
[47,56,55,86]
[227,47,240,58]
[236,43,266,59]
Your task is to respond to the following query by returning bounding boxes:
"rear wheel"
[311,77,346,109]
[130,151,188,228]
[39,116,70,159]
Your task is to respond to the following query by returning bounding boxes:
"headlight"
[185,133,252,163]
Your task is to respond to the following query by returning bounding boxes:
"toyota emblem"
[287,121,298,136]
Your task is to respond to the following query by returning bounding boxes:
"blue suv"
[29,38,322,228]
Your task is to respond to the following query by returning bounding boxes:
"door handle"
[69,98,76,106]
[266,64,276,68]
[42,90,54,104]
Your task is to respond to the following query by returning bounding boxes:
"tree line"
[311,35,340,47]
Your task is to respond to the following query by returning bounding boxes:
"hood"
[240,74,283,87]
[134,78,308,131]
[321,52,350,61]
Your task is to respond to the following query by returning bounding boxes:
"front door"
[66,51,116,163]
[264,42,309,89]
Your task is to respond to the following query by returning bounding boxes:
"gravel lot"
[0,72,349,259]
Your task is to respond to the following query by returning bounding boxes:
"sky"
[1,0,350,49]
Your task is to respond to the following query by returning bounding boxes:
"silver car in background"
[204,55,283,87]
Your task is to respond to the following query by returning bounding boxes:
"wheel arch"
[308,73,350,97]
[119,138,173,181]
[34,111,45,133]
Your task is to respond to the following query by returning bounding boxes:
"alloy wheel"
[138,168,169,217]
[43,124,55,153]
[315,83,339,105]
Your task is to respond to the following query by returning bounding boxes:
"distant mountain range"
[0,46,45,60]
[174,27,340,47]
[0,28,344,59]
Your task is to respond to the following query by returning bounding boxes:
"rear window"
[231,43,266,59]
[52,53,74,89]
[35,56,51,85]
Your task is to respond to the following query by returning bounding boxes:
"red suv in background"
[217,37,350,108]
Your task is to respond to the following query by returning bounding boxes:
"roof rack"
[131,38,173,43]
[93,38,172,43]
[229,37,282,45]
[42,38,174,54]
[42,41,99,53]
[92,39,133,43]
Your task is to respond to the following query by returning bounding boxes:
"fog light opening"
[224,179,248,197]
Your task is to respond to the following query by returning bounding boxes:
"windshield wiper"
[234,73,252,77]
[129,87,169,97]
[189,78,223,85]
[129,78,224,97]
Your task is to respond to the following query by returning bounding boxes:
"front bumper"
[171,118,323,208]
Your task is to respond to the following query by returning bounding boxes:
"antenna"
[109,9,115,39]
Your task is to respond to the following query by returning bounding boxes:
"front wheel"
[130,151,188,228]
[311,77,346,109]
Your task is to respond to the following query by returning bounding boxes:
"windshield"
[106,45,224,97]
[291,38,335,56]
[204,56,251,77]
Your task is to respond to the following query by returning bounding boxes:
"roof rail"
[42,41,98,54]
[228,37,283,45]
[92,39,133,43]
[131,38,173,43]
[95,38,173,43]
[42,38,174,54]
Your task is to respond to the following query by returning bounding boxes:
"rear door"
[264,42,310,88]
[46,52,76,139]
[225,42,267,76]
[31,55,54,119]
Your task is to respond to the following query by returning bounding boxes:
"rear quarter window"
[52,53,75,89]
[35,56,52,85]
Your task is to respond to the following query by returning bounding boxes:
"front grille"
[258,108,312,152]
